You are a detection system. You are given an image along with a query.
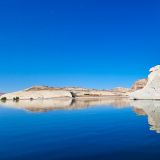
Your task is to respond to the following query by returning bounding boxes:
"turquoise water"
[0,99,160,160]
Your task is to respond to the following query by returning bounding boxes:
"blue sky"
[0,0,160,92]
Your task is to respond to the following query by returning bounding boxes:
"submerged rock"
[130,65,160,100]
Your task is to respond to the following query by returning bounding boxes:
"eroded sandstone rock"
[130,65,160,100]
[131,79,147,91]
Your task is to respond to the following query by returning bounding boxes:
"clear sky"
[0,0,160,92]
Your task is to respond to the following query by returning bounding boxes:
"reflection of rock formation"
[71,98,130,109]
[0,98,130,112]
[2,95,160,134]
[131,100,160,133]
[130,65,160,99]
[132,108,146,115]
[0,98,73,112]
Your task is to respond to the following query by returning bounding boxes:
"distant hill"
[0,76,149,100]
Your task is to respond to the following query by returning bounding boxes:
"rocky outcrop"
[131,79,147,91]
[67,88,129,97]
[25,86,89,92]
[1,74,151,101]
[0,90,72,100]
[111,87,130,96]
[111,87,130,92]
[130,65,160,100]
[0,85,130,100]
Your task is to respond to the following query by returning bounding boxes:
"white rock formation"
[0,90,72,100]
[130,65,160,100]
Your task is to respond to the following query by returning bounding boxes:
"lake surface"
[0,98,160,160]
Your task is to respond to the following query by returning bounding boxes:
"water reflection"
[1,98,160,133]
[0,97,130,112]
[131,100,160,133]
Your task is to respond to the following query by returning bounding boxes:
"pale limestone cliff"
[130,65,160,100]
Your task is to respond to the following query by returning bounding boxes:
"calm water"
[0,98,160,160]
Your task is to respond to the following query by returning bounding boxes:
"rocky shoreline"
[0,80,144,100]
[1,65,159,101]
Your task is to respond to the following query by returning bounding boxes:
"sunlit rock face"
[131,100,160,133]
[110,87,130,96]
[130,65,160,100]
[0,90,72,100]
[131,79,148,91]
[0,86,130,100]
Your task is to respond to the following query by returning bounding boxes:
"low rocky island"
[1,65,160,101]
[0,83,141,100]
